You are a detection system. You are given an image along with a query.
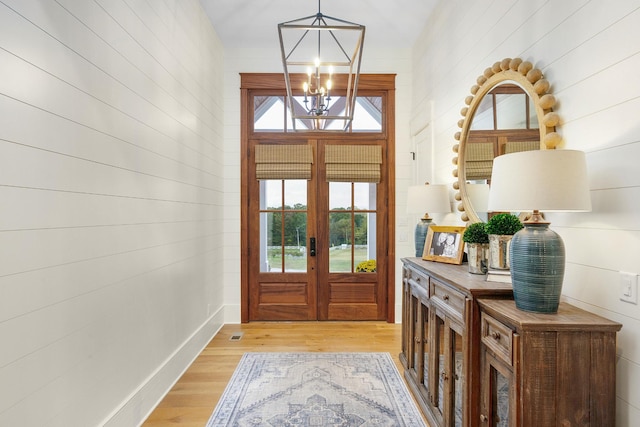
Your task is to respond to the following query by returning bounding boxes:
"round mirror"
[452,57,562,223]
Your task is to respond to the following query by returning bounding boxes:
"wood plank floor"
[142,321,409,426]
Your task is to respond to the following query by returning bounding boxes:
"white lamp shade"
[466,183,490,213]
[488,149,592,212]
[407,184,451,214]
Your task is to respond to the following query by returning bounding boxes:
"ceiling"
[200,0,438,50]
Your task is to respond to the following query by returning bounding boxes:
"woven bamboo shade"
[255,145,313,180]
[465,142,494,180]
[504,140,540,154]
[325,145,382,182]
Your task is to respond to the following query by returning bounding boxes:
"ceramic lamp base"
[510,222,565,313]
[414,219,432,257]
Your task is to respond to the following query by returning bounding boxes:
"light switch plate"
[619,271,638,304]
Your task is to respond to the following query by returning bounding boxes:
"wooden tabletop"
[401,257,513,297]
[478,298,623,332]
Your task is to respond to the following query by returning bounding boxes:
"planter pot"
[488,234,513,270]
[467,243,489,274]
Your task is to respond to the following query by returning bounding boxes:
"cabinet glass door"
[432,308,464,426]
[481,350,513,427]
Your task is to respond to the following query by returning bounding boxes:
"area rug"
[206,352,427,426]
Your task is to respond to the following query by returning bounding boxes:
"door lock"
[309,237,316,256]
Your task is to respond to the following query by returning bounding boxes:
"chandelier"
[278,0,365,131]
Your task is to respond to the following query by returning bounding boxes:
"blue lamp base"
[414,219,432,257]
[509,222,565,313]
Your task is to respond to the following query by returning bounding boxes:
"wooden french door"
[240,74,396,322]
[247,140,388,321]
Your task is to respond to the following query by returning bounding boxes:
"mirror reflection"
[464,84,540,221]
[454,57,560,223]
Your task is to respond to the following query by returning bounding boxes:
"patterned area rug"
[206,352,427,426]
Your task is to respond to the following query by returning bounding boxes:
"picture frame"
[422,225,466,265]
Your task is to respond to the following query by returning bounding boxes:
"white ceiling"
[200,0,438,50]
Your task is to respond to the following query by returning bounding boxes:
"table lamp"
[407,184,451,257]
[487,149,591,313]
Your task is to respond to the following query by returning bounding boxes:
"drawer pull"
[491,331,501,340]
[443,294,450,302]
[480,414,488,423]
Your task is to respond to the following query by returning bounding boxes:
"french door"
[240,74,396,322]
[247,140,387,321]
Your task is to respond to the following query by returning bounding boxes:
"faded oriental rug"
[206,352,427,426]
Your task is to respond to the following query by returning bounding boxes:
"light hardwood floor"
[142,321,405,426]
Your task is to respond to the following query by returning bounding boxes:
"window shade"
[325,145,382,183]
[465,142,493,181]
[255,144,313,180]
[504,140,540,154]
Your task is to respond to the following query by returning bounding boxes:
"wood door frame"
[239,73,396,323]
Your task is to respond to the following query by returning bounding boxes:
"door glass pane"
[260,180,307,273]
[329,211,352,272]
[422,304,430,388]
[329,182,351,209]
[283,212,307,272]
[354,212,375,269]
[411,295,419,372]
[261,180,282,209]
[284,180,307,209]
[453,330,463,427]
[329,182,377,273]
[496,93,527,129]
[354,182,376,209]
[470,95,494,130]
[492,367,510,427]
[435,314,445,413]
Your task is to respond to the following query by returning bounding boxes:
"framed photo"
[422,225,466,265]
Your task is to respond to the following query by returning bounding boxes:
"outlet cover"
[619,271,638,304]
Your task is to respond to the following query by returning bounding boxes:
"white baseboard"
[101,307,225,427]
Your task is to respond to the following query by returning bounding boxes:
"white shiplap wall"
[411,0,640,425]
[0,0,225,425]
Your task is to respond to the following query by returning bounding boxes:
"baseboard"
[101,306,225,427]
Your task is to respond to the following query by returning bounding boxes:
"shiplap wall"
[411,1,640,424]
[0,0,224,425]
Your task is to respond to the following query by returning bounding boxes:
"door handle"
[309,237,316,256]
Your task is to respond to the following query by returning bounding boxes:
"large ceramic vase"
[488,234,512,270]
[467,243,489,274]
[510,223,565,313]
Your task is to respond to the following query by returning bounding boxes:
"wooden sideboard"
[400,257,622,427]
[478,299,621,426]
[400,258,513,426]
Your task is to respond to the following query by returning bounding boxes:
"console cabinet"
[400,258,513,426]
[478,299,622,426]
[400,258,621,427]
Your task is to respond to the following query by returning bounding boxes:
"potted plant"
[485,213,523,270]
[463,222,489,274]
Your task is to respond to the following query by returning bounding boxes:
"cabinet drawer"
[481,312,513,366]
[430,278,465,317]
[406,266,429,292]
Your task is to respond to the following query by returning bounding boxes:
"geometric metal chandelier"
[278,0,365,131]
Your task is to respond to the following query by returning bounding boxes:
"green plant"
[486,213,523,235]
[463,222,489,244]
[355,259,376,272]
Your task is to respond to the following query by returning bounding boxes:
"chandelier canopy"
[278,0,365,131]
